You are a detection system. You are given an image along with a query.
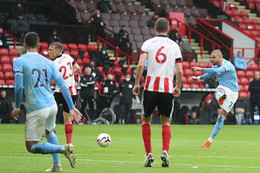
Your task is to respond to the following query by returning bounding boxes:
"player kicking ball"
[133,18,183,167]
[191,50,239,148]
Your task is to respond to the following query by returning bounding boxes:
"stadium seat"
[191,84,199,88]
[245,71,254,78]
[70,50,80,59]
[9,49,20,56]
[77,58,83,65]
[182,61,190,69]
[87,44,97,51]
[189,61,198,67]
[82,58,91,64]
[239,85,245,92]
[6,79,15,85]
[184,69,193,76]
[68,43,78,51]
[239,92,248,98]
[39,42,49,49]
[182,76,187,84]
[2,64,13,72]
[244,84,249,91]
[0,79,5,85]
[77,44,87,51]
[248,64,258,70]
[183,83,191,88]
[237,70,245,78]
[0,71,4,79]
[240,78,249,85]
[0,48,9,56]
[0,56,10,64]
[4,71,14,80]
[198,62,207,68]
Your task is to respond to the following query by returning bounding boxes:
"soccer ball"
[97,133,112,147]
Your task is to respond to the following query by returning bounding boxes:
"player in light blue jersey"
[191,50,239,148]
[11,32,82,172]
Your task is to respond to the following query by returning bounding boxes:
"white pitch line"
[1,155,260,169]
[1,153,259,159]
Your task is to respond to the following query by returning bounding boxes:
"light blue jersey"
[200,60,239,92]
[13,52,75,112]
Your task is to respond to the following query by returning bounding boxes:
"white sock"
[208,137,214,143]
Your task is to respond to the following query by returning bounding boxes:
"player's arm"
[51,64,82,122]
[132,52,147,95]
[73,61,80,72]
[201,66,226,75]
[12,59,23,120]
[174,61,183,97]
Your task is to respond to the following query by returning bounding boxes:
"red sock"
[142,123,151,156]
[162,124,171,152]
[65,123,73,144]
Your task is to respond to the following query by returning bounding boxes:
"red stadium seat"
[239,92,248,98]
[182,76,188,84]
[0,64,2,71]
[186,76,193,84]
[114,67,123,74]
[0,79,5,85]
[245,71,254,78]
[191,84,199,88]
[248,64,258,70]
[83,51,90,59]
[182,61,190,69]
[207,63,213,68]
[239,85,245,92]
[6,79,15,85]
[0,71,4,79]
[4,71,14,80]
[78,44,87,51]
[240,78,249,85]
[76,58,83,65]
[190,61,198,67]
[39,42,49,49]
[87,44,97,51]
[198,62,207,68]
[184,69,193,76]
[62,43,68,50]
[68,43,78,51]
[97,66,103,72]
[9,49,20,56]
[237,70,245,77]
[2,64,13,72]
[0,49,9,56]
[183,84,191,88]
[244,84,249,91]
[82,58,91,64]
[0,56,10,64]
[70,50,80,59]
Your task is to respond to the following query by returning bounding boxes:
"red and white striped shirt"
[141,35,182,94]
[54,54,77,95]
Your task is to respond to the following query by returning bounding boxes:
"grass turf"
[0,124,260,173]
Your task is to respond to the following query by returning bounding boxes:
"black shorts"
[142,90,174,118]
[54,92,77,113]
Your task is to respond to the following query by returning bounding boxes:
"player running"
[191,50,239,148]
[48,42,80,145]
[12,32,82,172]
[132,18,183,167]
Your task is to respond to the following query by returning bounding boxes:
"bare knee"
[142,114,152,124]
[26,141,38,152]
[63,111,71,123]
[160,115,171,125]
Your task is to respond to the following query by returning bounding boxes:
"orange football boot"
[200,140,212,148]
[218,94,226,105]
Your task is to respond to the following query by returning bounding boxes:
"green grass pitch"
[0,124,260,173]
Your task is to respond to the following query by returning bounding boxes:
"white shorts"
[216,86,238,113]
[25,104,58,141]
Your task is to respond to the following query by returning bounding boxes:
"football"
[97,133,112,147]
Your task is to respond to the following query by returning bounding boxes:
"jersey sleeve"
[13,59,24,108]
[175,44,182,60]
[141,41,149,53]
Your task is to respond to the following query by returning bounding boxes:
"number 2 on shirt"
[155,46,167,64]
[60,62,73,80]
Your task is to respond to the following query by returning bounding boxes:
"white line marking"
[1,155,260,169]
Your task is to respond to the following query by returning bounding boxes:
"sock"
[210,115,225,139]
[30,143,63,154]
[46,131,60,165]
[142,123,151,156]
[65,122,73,144]
[162,124,171,153]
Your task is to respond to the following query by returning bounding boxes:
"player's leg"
[142,91,156,167]
[201,88,238,148]
[63,95,77,144]
[158,93,173,167]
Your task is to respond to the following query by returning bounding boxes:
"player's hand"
[70,108,82,123]
[132,85,140,96]
[11,108,20,120]
[191,76,200,82]
[173,87,181,97]
[191,66,202,72]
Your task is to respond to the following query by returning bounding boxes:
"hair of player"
[50,42,64,52]
[155,18,169,33]
[24,32,39,49]
[211,50,223,58]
